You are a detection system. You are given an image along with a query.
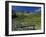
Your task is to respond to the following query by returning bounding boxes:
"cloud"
[34,8,41,12]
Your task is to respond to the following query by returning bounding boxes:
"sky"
[12,6,41,13]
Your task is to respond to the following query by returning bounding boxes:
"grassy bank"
[12,12,41,30]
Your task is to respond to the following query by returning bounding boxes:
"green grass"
[12,12,41,30]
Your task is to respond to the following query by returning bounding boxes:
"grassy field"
[12,12,41,31]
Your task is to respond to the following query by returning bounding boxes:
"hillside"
[12,11,41,31]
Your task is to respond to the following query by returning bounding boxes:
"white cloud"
[35,8,41,12]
